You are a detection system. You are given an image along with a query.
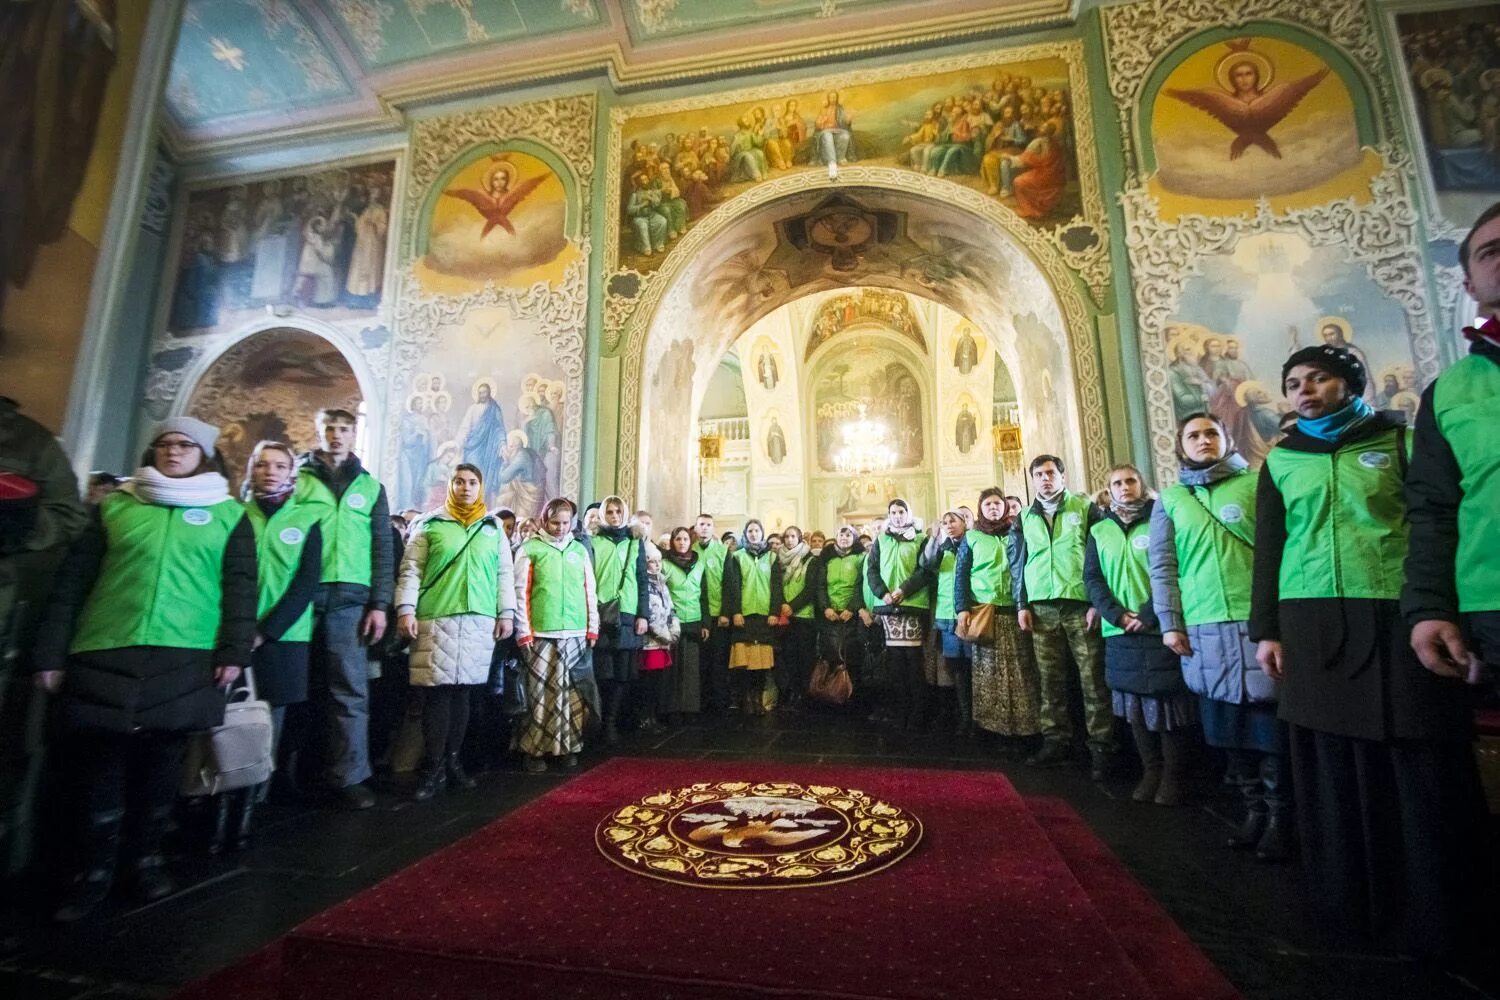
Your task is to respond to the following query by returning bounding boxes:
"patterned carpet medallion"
[595,780,923,888]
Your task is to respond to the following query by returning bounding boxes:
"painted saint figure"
[456,379,506,501]
[766,417,787,466]
[955,403,978,454]
[954,328,978,374]
[757,350,779,391]
[813,91,854,166]
[443,157,547,238]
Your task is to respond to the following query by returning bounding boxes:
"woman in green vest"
[662,526,708,722]
[33,417,257,920]
[1085,465,1196,807]
[721,518,783,715]
[815,526,865,693]
[1251,345,1482,958]
[395,464,516,800]
[514,497,598,772]
[956,487,1039,750]
[591,495,648,743]
[775,525,817,710]
[865,499,933,730]
[209,440,324,854]
[922,509,972,734]
[1150,413,1287,860]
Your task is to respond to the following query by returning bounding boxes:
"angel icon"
[442,155,548,237]
[1164,39,1330,160]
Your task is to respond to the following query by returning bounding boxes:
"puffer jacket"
[642,574,680,651]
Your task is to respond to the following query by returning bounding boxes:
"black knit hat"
[1281,345,1366,398]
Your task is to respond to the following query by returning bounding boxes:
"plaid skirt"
[517,637,588,758]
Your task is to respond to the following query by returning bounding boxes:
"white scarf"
[1037,488,1066,516]
[123,467,231,507]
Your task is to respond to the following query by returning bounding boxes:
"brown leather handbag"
[808,661,854,705]
[956,604,996,642]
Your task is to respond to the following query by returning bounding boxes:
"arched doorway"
[618,173,1105,525]
[180,326,364,492]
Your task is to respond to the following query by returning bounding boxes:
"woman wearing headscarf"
[865,499,933,730]
[775,525,817,710]
[591,495,648,743]
[638,542,680,733]
[956,487,1039,750]
[816,526,865,692]
[33,417,256,920]
[513,498,598,772]
[662,527,708,723]
[923,509,972,734]
[1251,345,1482,958]
[1151,412,1288,860]
[720,519,783,715]
[1086,465,1197,807]
[396,464,516,802]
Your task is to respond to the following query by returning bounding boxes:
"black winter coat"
[1084,503,1186,697]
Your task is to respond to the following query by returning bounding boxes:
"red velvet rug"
[174,759,1238,1000]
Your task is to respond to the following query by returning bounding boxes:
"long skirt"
[517,637,587,758]
[663,632,702,715]
[971,614,1040,736]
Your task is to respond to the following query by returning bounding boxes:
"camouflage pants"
[1031,601,1114,752]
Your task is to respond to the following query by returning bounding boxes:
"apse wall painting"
[805,289,926,361]
[168,160,395,335]
[812,345,924,473]
[617,55,1081,271]
[1145,35,1381,217]
[1164,232,1417,467]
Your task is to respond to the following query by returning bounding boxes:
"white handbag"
[180,668,275,797]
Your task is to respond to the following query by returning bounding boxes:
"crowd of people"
[1,207,1498,966]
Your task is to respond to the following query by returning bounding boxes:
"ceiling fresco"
[321,0,603,70]
[620,0,903,41]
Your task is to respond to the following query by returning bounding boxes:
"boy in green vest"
[295,408,394,810]
[1008,454,1115,777]
[1405,202,1500,678]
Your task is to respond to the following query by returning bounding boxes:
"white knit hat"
[151,416,220,457]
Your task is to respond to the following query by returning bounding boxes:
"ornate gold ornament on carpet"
[596,781,922,889]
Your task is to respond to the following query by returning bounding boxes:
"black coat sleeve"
[815,555,833,614]
[215,516,260,667]
[259,521,323,643]
[367,486,395,608]
[769,559,785,613]
[722,554,742,618]
[1401,382,1462,625]
[954,539,974,614]
[1008,528,1029,608]
[1083,534,1129,628]
[864,538,889,602]
[29,508,107,672]
[787,561,816,613]
[698,572,710,625]
[1249,464,1288,643]
[631,537,650,618]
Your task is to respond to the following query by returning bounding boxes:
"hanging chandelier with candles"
[833,404,898,477]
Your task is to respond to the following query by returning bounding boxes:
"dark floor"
[2,709,1497,1000]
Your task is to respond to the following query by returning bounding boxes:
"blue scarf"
[1296,397,1374,443]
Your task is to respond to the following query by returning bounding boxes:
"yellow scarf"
[445,485,488,527]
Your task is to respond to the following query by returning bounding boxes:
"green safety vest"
[520,537,591,633]
[662,556,706,624]
[593,534,642,615]
[413,516,502,620]
[825,552,863,612]
[244,497,324,642]
[860,552,878,610]
[71,492,245,654]
[696,539,728,616]
[1020,493,1091,603]
[1265,427,1410,601]
[965,531,1012,607]
[1088,516,1153,638]
[935,546,957,619]
[296,468,380,586]
[1158,470,1257,626]
[782,558,815,619]
[875,534,929,610]
[1434,355,1500,612]
[732,549,773,616]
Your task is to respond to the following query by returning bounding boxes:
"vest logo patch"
[347,493,368,510]
[279,527,305,545]
[1064,512,1083,527]
[566,550,583,565]
[482,525,497,536]
[1132,534,1151,550]
[1218,504,1245,524]
[182,508,211,526]
[1358,451,1392,470]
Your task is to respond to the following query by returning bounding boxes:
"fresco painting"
[168,160,395,335]
[1147,36,1381,218]
[1164,232,1418,468]
[812,344,924,473]
[619,57,1081,272]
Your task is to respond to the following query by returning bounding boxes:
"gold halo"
[1420,67,1453,91]
[1234,379,1268,408]
[1216,49,1274,94]
[484,161,516,191]
[1166,332,1200,359]
[471,377,498,401]
[1315,316,1353,343]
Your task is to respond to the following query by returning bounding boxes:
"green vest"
[413,517,502,620]
[663,556,706,624]
[521,537,590,633]
[935,547,957,619]
[1158,470,1257,626]
[696,539,728,616]
[782,559,815,619]
[1265,427,1409,601]
[860,552,878,610]
[1434,355,1500,611]
[825,552,862,612]
[296,468,380,586]
[732,549,772,616]
[244,497,324,642]
[965,531,1012,607]
[876,534,929,610]
[594,534,641,615]
[1088,517,1153,638]
[71,493,245,654]
[1020,493,1091,603]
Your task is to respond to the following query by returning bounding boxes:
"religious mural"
[1164,232,1418,467]
[805,289,926,361]
[168,160,395,335]
[812,344,923,473]
[617,56,1080,272]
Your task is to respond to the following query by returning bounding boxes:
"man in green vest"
[695,513,731,713]
[296,408,394,810]
[1008,454,1115,776]
[1405,202,1500,677]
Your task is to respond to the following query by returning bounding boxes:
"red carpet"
[175,758,1238,1000]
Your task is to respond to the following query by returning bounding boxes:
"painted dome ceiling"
[165,0,1069,153]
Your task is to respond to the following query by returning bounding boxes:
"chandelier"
[834,404,897,477]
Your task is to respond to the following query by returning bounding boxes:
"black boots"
[1155,731,1187,807]
[604,684,625,744]
[411,763,448,802]
[1131,723,1163,802]
[1254,754,1293,862]
[54,808,123,922]
[207,789,259,855]
[952,673,974,737]
[445,753,477,790]
[1026,738,1073,768]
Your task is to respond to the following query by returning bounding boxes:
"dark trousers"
[420,685,472,767]
[885,647,926,727]
[310,594,372,787]
[703,623,731,711]
[781,619,816,700]
[67,729,185,861]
